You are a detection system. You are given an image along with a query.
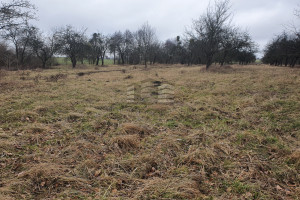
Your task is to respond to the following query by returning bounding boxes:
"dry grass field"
[0,64,299,200]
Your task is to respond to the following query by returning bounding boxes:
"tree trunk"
[113,51,116,65]
[120,54,125,65]
[285,57,288,67]
[220,52,227,66]
[291,57,298,68]
[42,60,46,69]
[144,54,147,68]
[153,55,156,65]
[206,56,213,70]
[71,57,77,68]
[96,57,100,66]
[101,51,106,66]
[7,57,10,70]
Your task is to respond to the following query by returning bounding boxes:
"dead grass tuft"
[93,119,118,133]
[135,177,202,199]
[15,163,91,197]
[288,150,300,169]
[112,135,140,151]
[34,106,48,114]
[67,112,83,122]
[121,123,150,136]
[27,126,46,134]
[182,145,217,166]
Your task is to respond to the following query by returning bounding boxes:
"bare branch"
[0,0,36,30]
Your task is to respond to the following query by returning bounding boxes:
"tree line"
[0,0,258,70]
[262,7,300,67]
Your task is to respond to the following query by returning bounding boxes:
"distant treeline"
[262,32,300,67]
[262,6,300,67]
[5,0,297,70]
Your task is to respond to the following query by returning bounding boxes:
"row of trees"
[262,7,300,67]
[0,0,257,70]
[262,33,300,67]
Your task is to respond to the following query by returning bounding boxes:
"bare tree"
[111,30,134,65]
[89,33,100,65]
[56,26,87,68]
[99,37,109,66]
[188,0,232,69]
[109,32,119,65]
[31,30,59,68]
[136,22,157,67]
[0,0,36,31]
[3,23,38,67]
[123,30,134,64]
[114,31,126,65]
[89,33,109,66]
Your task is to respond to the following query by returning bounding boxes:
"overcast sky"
[10,0,300,57]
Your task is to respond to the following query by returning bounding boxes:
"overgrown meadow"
[0,64,299,199]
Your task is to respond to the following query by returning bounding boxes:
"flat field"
[0,64,299,199]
